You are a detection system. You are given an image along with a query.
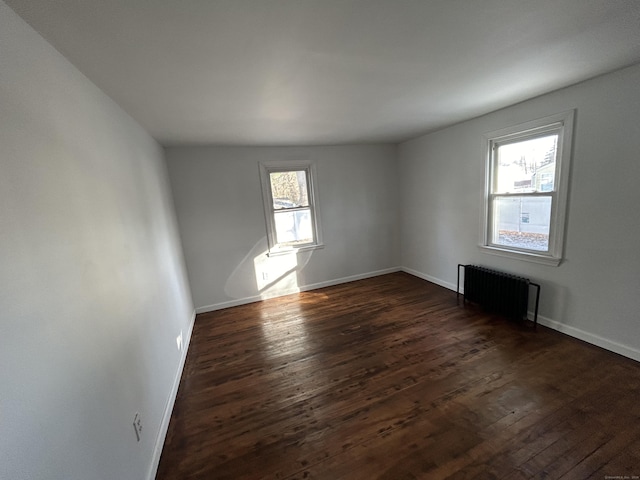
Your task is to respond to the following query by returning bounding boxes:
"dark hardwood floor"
[156,272,640,479]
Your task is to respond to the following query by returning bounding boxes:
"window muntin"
[260,163,322,253]
[481,111,574,266]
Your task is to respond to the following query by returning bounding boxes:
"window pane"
[495,135,557,194]
[270,171,309,209]
[492,196,552,251]
[274,208,313,245]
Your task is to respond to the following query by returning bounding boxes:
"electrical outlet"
[176,331,183,351]
[133,413,142,442]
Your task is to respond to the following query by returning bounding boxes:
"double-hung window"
[259,162,323,254]
[481,111,574,266]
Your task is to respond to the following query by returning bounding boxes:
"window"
[481,111,574,266]
[259,162,323,254]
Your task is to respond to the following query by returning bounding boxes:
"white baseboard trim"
[402,267,640,363]
[534,313,640,363]
[196,294,264,314]
[401,266,460,292]
[147,309,197,480]
[196,267,402,314]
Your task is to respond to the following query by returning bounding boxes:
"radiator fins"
[457,264,540,328]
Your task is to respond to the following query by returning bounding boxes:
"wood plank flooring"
[156,272,640,479]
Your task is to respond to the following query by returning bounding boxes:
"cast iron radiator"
[457,264,541,329]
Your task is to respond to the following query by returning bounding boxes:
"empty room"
[2,1,640,479]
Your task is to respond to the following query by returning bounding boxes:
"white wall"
[165,145,399,311]
[399,63,640,361]
[0,2,194,479]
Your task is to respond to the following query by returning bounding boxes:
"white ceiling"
[5,0,640,146]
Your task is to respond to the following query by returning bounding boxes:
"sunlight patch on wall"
[254,250,299,298]
[224,236,314,301]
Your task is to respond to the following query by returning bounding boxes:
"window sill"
[267,243,325,257]
[478,245,561,266]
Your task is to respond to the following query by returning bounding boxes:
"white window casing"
[480,110,575,266]
[259,161,323,255]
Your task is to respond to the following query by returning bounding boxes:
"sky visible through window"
[493,135,557,251]
[495,135,557,193]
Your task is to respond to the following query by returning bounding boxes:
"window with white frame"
[259,162,323,254]
[481,111,574,266]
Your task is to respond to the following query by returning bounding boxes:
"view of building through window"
[492,134,558,251]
